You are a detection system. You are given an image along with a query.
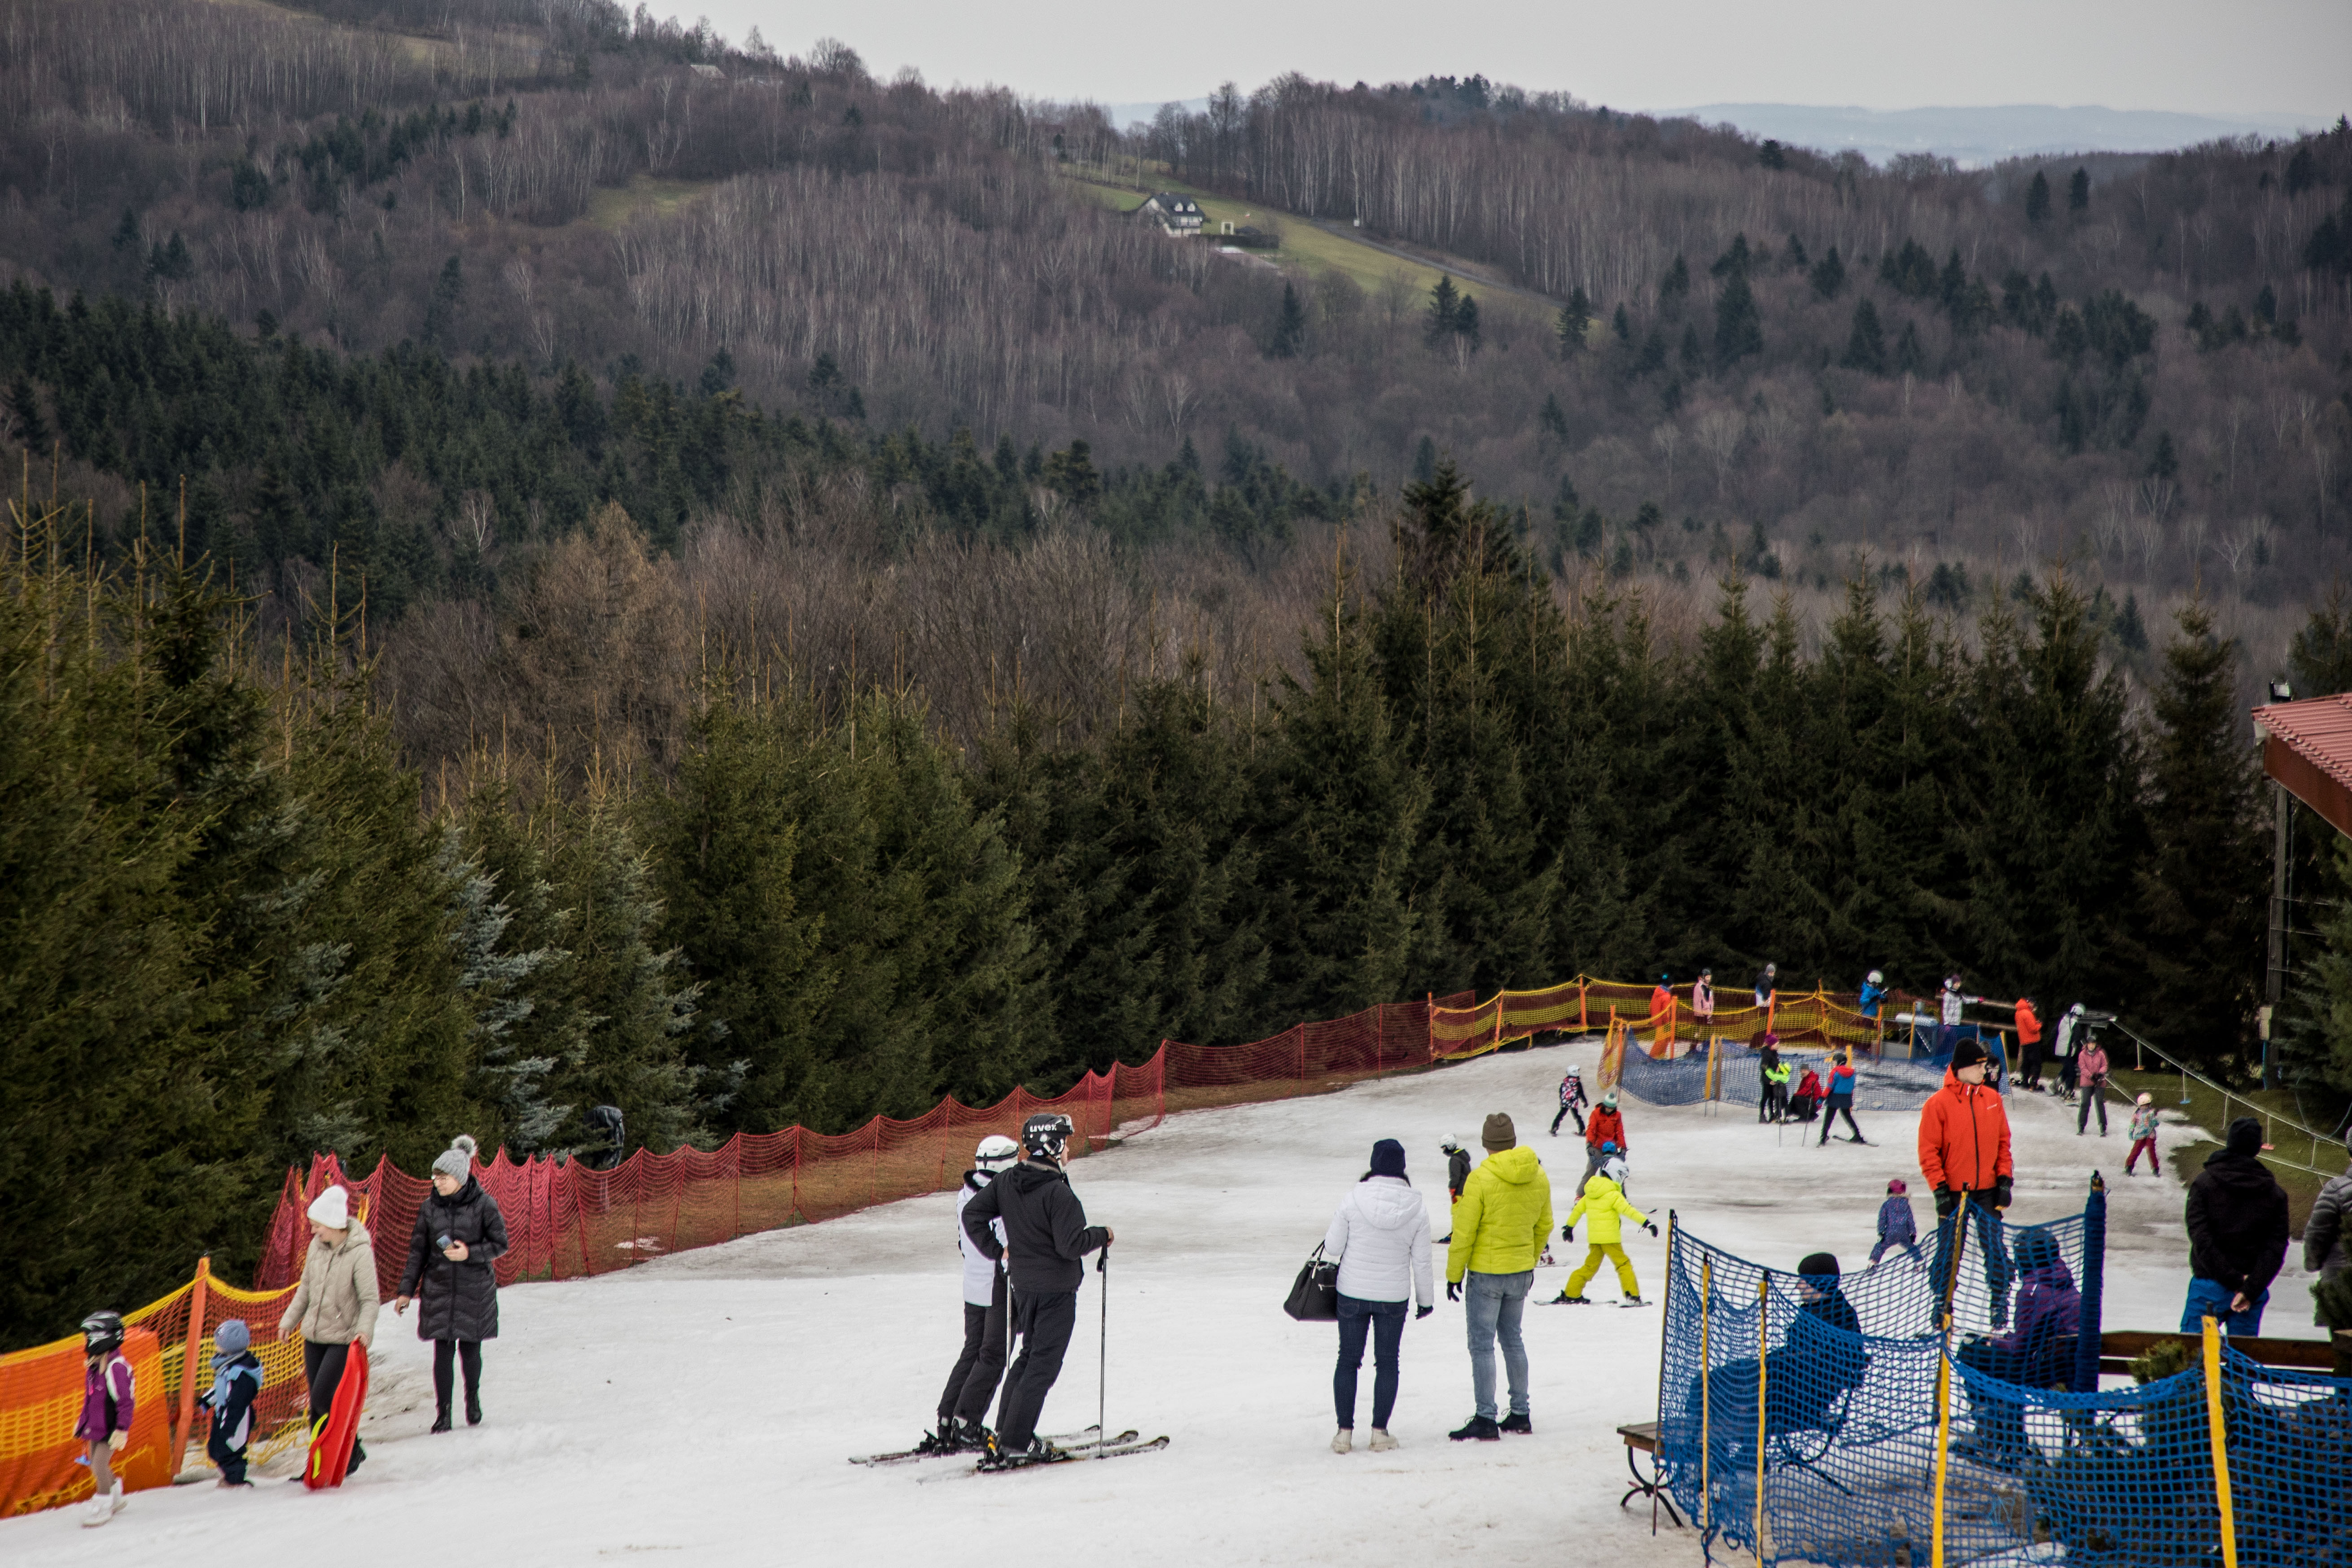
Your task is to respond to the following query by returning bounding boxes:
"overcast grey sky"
[687,0,2345,118]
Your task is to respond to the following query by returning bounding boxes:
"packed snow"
[8,1038,2320,1565]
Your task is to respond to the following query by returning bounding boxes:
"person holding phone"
[396,1134,510,1432]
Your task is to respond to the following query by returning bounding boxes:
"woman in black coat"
[394,1134,510,1431]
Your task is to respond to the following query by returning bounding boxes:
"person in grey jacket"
[1321,1139,1435,1453]
[2307,1140,2352,1326]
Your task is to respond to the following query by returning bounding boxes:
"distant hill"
[1671,103,2334,167]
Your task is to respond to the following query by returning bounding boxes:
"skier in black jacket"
[960,1112,1113,1467]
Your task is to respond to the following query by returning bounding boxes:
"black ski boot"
[953,1420,991,1453]
[430,1409,453,1434]
[913,1419,960,1456]
[978,1433,1066,1471]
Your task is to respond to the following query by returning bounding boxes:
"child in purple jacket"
[1870,1178,1920,1268]
[74,1310,135,1527]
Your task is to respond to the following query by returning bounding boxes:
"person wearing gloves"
[1321,1139,1435,1454]
[2125,1094,2163,1174]
[73,1310,134,1527]
[1859,969,1888,1020]
[1444,1114,1552,1442]
[198,1319,265,1487]
[1918,1039,2015,1324]
[280,1184,379,1476]
[2182,1117,2289,1336]
[960,1113,1112,1468]
[2074,1034,2112,1135]
[1789,1064,1825,1124]
[1551,1169,1655,1305]
[395,1134,509,1433]
[924,1134,1019,1454]
[1583,1091,1627,1186]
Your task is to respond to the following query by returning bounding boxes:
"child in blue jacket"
[199,1320,265,1488]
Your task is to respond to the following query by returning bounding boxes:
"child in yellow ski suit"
[1553,1173,1656,1304]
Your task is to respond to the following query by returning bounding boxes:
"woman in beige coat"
[278,1185,380,1475]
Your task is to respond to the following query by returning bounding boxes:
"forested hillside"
[4,0,2352,1348]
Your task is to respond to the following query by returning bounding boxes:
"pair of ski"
[850,1425,1165,1468]
[1544,1295,1650,1308]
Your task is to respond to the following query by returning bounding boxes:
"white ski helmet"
[1866,970,1883,986]
[2069,1003,2086,1017]
[973,1134,1019,1172]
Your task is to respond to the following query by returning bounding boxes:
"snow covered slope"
[6,1039,2315,1565]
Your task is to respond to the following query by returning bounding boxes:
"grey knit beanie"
[432,1134,479,1181]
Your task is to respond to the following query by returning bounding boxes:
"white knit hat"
[306,1185,350,1228]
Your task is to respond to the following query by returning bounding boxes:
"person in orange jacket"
[1919,1038,2016,1324]
[1648,973,1677,1056]
[1583,1091,1626,1186]
[2013,997,2044,1093]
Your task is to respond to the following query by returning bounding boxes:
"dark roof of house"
[2254,695,2352,837]
[1143,192,1201,212]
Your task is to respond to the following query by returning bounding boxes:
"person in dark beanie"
[395,1134,509,1432]
[961,1112,1112,1468]
[1445,1113,1552,1441]
[2182,1116,2290,1336]
[1321,1139,1434,1453]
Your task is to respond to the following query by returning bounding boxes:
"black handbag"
[1284,1243,1340,1321]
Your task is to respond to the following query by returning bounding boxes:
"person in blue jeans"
[1321,1139,1434,1452]
[2181,1117,2289,1336]
[1444,1113,1552,1441]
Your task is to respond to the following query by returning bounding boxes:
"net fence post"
[168,1253,211,1478]
[1753,1275,1770,1566]
[1698,1252,1712,1536]
[1931,1311,1954,1568]
[2072,1173,2106,1392]
[2203,1316,2239,1568]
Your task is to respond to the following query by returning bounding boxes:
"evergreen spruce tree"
[2131,599,2264,1073]
[1425,276,1461,344]
[1256,550,1428,1023]
[1269,283,1306,358]
[1713,269,1763,369]
[2067,167,2090,214]
[1555,286,1591,353]
[1841,298,1888,373]
[1894,320,1926,375]
[2027,170,2051,223]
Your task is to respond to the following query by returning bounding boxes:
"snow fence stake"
[2203,1317,2238,1568]
[169,1254,211,1478]
[1753,1275,1769,1566]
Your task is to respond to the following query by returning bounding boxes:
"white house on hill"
[1133,192,1204,236]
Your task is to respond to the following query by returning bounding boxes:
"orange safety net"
[0,1264,303,1519]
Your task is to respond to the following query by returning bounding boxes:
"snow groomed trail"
[4,1039,2317,1565]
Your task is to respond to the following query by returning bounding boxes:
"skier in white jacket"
[922,1135,1018,1454]
[1321,1138,1435,1454]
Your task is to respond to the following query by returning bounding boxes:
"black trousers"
[433,1339,482,1416]
[302,1340,365,1467]
[940,1269,1008,1424]
[1819,1103,1863,1143]
[994,1288,1078,1450]
[2077,1089,2108,1134]
[1550,1102,1585,1135]
[206,1424,249,1484]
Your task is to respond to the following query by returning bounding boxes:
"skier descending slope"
[918,1135,1020,1455]
[961,1113,1114,1469]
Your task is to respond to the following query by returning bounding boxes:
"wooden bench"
[2097,1329,2337,1376]
[1616,1420,1685,1533]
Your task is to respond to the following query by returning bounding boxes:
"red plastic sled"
[302,1341,369,1489]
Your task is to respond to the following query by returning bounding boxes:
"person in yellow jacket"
[1444,1113,1553,1441]
[1549,1171,1658,1306]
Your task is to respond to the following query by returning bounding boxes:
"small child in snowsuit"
[2125,1093,2162,1175]
[1554,1172,1656,1305]
[199,1319,265,1487]
[1550,1066,1588,1137]
[1870,1178,1921,1268]
[74,1310,134,1528]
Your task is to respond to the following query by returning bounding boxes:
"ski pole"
[1096,1243,1110,1459]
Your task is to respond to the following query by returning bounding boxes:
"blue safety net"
[1618,1045,1973,1113]
[1655,1213,2352,1567]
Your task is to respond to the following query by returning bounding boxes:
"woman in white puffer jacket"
[1322,1138,1435,1453]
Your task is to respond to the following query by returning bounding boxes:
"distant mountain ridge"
[1669,103,2334,167]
